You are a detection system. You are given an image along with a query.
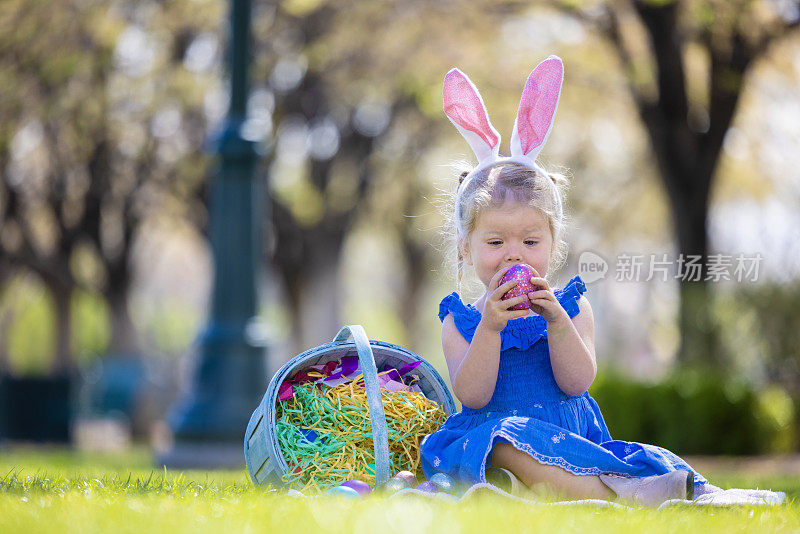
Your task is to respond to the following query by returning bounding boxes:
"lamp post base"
[162,323,268,469]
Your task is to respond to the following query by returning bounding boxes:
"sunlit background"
[1,0,799,457]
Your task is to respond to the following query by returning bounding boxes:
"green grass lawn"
[1,448,798,533]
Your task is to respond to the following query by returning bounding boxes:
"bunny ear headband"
[443,55,564,221]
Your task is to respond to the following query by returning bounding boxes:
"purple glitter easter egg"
[500,264,541,311]
[416,481,439,493]
[340,479,372,496]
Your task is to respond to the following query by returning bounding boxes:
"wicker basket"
[244,325,456,488]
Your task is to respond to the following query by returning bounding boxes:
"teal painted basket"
[244,325,457,488]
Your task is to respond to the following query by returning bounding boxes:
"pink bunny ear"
[510,55,564,160]
[443,68,500,163]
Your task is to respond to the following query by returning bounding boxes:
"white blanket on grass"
[288,483,787,507]
[384,483,787,508]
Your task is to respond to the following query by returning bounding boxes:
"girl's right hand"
[480,266,531,333]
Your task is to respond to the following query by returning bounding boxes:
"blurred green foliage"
[6,283,54,375]
[1,276,200,375]
[0,0,218,372]
[139,301,201,358]
[3,276,800,455]
[591,370,797,455]
[729,282,800,393]
[589,280,800,455]
[72,291,111,366]
[4,282,110,374]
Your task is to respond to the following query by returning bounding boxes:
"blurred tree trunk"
[396,115,438,353]
[1,0,214,377]
[0,270,12,373]
[262,7,379,357]
[47,279,74,375]
[269,143,373,354]
[2,172,79,373]
[632,0,727,367]
[399,233,428,351]
[272,197,349,354]
[107,283,139,356]
[257,3,541,359]
[0,81,81,376]
[567,0,799,367]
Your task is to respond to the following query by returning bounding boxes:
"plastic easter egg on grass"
[429,473,456,494]
[500,264,542,310]
[339,479,372,496]
[326,485,361,499]
[383,477,411,494]
[415,481,439,493]
[394,471,417,486]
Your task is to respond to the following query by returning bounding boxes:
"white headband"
[444,55,564,222]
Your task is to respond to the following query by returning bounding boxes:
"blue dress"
[420,275,708,490]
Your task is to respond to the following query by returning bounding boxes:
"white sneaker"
[600,471,694,507]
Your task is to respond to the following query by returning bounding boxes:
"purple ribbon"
[280,356,426,401]
[398,361,422,376]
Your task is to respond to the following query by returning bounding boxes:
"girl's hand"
[528,276,570,327]
[480,266,531,333]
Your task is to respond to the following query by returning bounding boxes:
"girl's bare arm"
[540,295,596,396]
[442,317,502,409]
[442,267,529,409]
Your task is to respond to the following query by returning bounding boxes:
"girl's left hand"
[528,277,570,327]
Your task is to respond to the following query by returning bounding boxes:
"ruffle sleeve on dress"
[438,275,588,352]
[552,275,587,319]
[438,292,481,345]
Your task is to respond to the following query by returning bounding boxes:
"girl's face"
[461,201,554,290]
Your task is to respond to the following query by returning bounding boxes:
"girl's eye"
[525,240,538,246]
[488,241,502,246]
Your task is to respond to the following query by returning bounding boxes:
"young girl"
[420,56,719,506]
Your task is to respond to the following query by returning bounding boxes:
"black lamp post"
[162,0,268,467]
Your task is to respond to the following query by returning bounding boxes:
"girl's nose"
[504,247,523,263]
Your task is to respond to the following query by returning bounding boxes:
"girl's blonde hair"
[439,161,571,295]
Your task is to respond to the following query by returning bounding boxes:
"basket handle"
[332,325,391,487]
